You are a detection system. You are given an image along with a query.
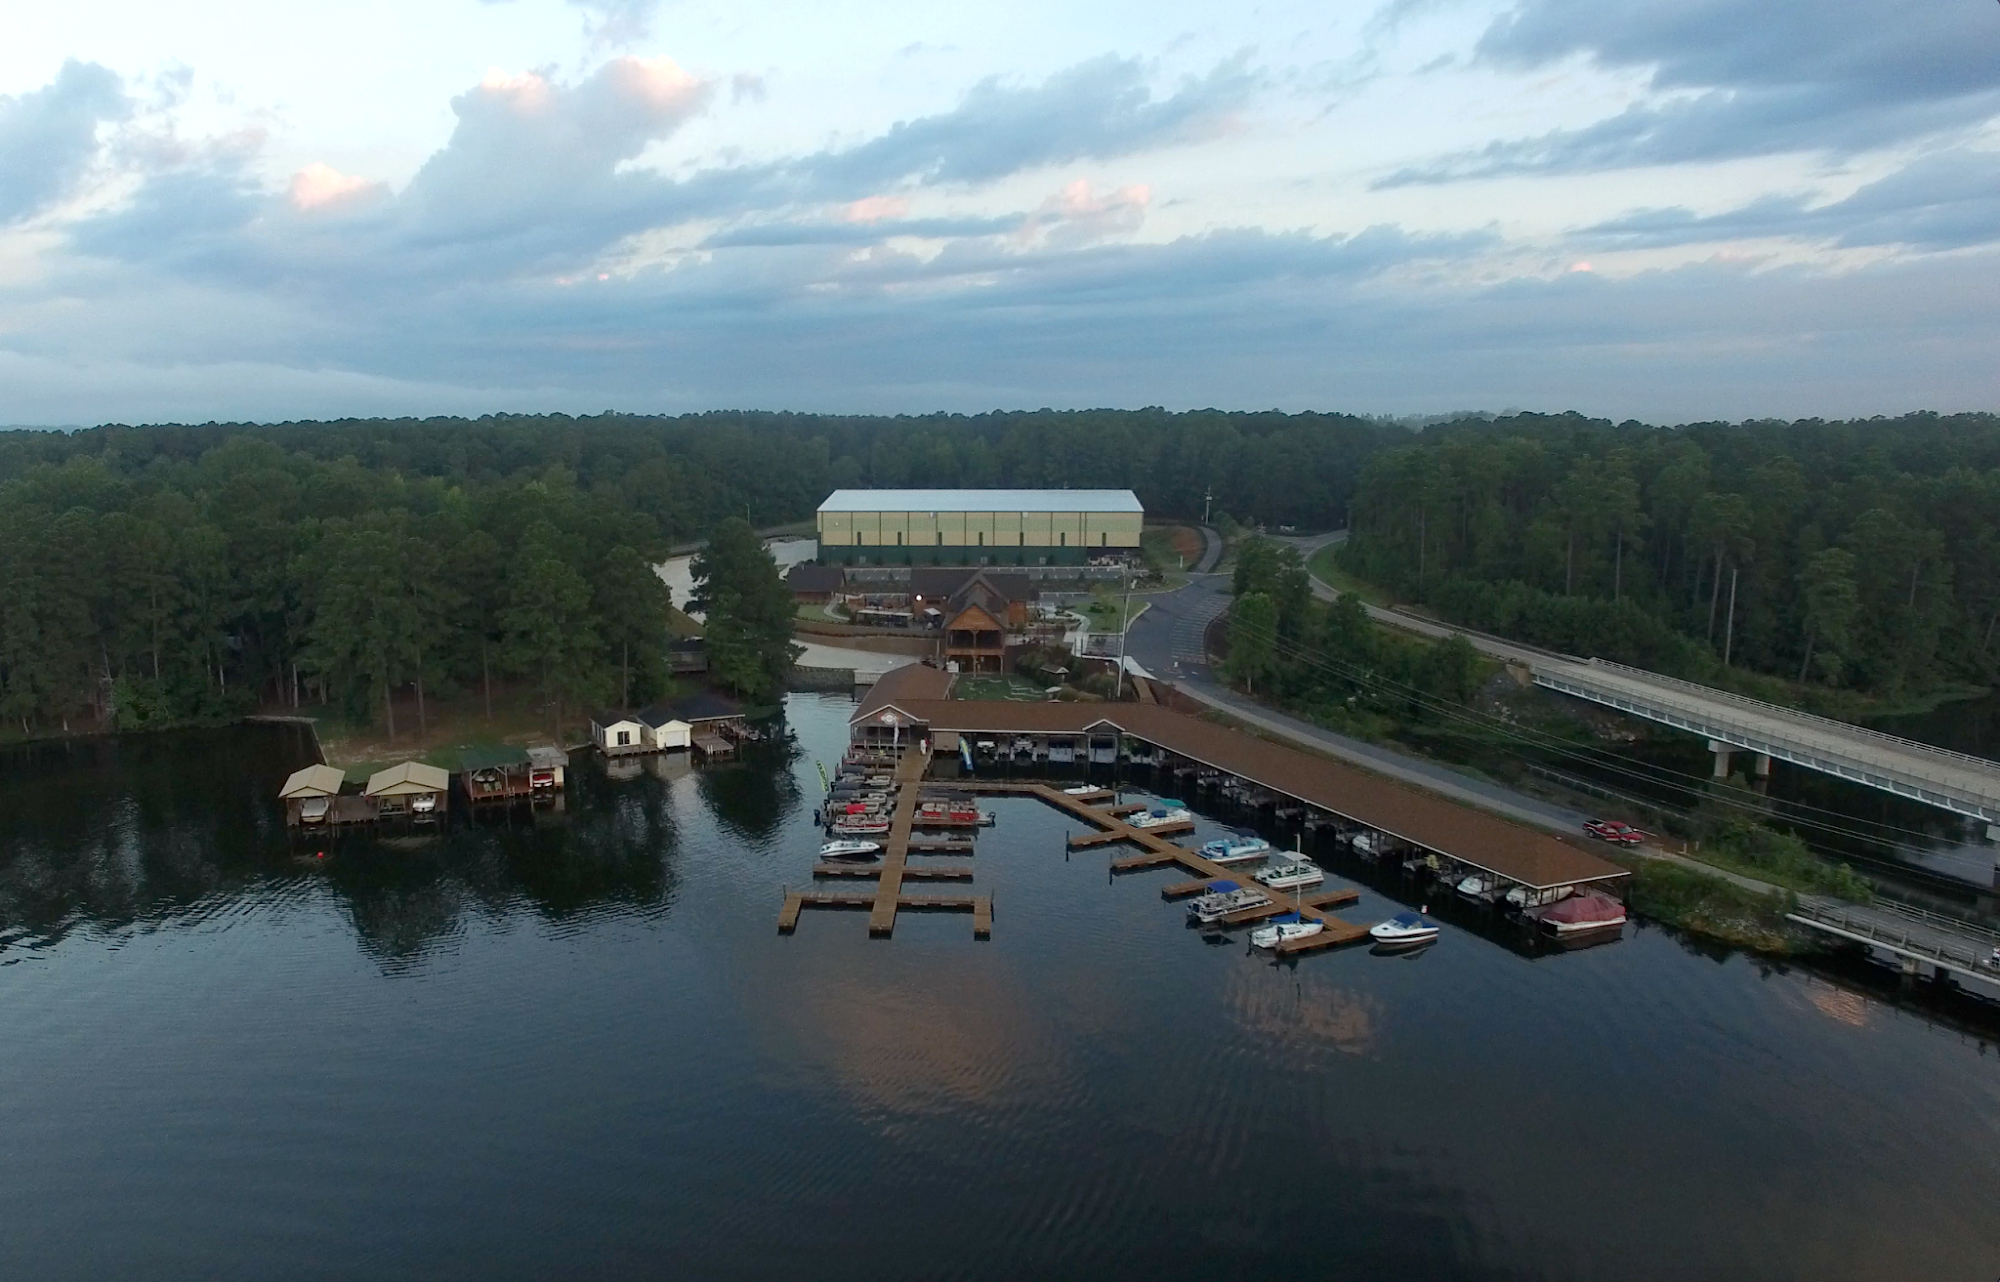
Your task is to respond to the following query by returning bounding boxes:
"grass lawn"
[314,678,652,775]
[795,600,848,623]
[1077,592,1148,634]
[953,674,1049,702]
[1306,543,1395,607]
[1142,523,1203,572]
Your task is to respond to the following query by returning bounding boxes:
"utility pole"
[1203,488,1212,525]
[1114,574,1133,700]
[1722,567,1740,667]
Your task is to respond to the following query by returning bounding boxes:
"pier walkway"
[958,781,1374,952]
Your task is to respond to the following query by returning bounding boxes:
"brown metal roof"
[857,697,1625,890]
[853,662,955,723]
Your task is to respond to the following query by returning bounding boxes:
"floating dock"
[782,751,992,939]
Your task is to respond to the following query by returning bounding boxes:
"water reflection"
[0,721,806,965]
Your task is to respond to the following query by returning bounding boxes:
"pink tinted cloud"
[845,195,913,223]
[290,163,378,211]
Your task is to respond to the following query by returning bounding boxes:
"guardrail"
[1788,901,1998,973]
[1575,658,2000,781]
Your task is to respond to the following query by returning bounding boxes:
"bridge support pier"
[1708,741,1734,779]
[1753,752,1772,778]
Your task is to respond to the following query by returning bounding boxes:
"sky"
[2,0,1997,425]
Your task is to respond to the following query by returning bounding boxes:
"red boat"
[1538,893,1628,936]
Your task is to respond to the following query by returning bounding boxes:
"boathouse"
[592,710,649,755]
[526,745,569,791]
[457,745,534,805]
[279,764,346,827]
[850,664,1628,899]
[362,761,450,820]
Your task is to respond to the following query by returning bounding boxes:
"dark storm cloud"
[0,60,129,223]
[1379,0,2000,184]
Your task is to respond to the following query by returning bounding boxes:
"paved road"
[1140,532,2000,968]
[1120,549,1590,838]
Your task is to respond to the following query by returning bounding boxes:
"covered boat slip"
[852,667,1628,897]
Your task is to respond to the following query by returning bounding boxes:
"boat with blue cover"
[1200,836,1273,867]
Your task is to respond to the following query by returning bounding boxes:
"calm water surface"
[5,698,2000,1281]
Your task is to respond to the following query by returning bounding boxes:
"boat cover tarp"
[1542,893,1624,924]
[1208,880,1239,892]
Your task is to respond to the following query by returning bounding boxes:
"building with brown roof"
[850,664,1627,894]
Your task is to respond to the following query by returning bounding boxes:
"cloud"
[1582,149,2000,252]
[801,53,1258,192]
[404,57,709,236]
[290,162,382,211]
[0,60,130,224]
[572,0,662,47]
[1381,0,2000,183]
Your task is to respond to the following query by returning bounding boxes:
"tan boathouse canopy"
[363,761,450,797]
[279,764,345,799]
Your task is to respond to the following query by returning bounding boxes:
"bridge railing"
[1568,658,2000,782]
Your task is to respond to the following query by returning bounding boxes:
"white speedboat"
[1200,836,1273,867]
[1349,831,1379,858]
[1506,883,1573,908]
[1250,913,1325,950]
[1370,911,1440,946]
[1456,872,1504,902]
[819,839,881,860]
[1130,807,1192,829]
[1062,784,1105,797]
[1254,860,1324,891]
[1186,883,1272,924]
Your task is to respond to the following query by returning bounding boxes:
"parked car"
[1584,818,1645,845]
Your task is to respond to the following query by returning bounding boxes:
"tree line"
[1337,412,2000,695]
[0,436,673,737]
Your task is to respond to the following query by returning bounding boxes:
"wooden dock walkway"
[955,781,1377,951]
[813,861,973,880]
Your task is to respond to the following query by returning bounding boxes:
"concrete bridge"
[1532,658,2000,835]
[1287,530,2000,838]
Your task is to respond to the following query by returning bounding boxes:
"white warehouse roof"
[818,489,1142,514]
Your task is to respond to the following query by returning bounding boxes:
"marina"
[8,700,2000,1281]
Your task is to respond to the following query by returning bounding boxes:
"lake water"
[6,698,2000,1281]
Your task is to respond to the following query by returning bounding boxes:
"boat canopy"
[1208,880,1239,892]
[1542,893,1623,924]
[1390,911,1428,926]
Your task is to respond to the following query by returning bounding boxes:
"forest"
[0,409,1386,737]
[1336,412,2000,696]
[4,407,1996,738]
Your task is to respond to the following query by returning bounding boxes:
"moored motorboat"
[1200,836,1273,866]
[818,839,881,859]
[1130,806,1192,829]
[1254,859,1324,891]
[830,816,891,836]
[1537,892,1627,936]
[1369,911,1440,946]
[1062,784,1105,796]
[1186,882,1272,924]
[1250,913,1325,950]
[1506,882,1573,908]
[1455,872,1504,902]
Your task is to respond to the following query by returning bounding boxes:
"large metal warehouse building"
[816,489,1143,566]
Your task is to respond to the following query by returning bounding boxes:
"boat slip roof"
[279,764,345,799]
[854,670,1626,891]
[818,489,1143,513]
[363,761,450,796]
